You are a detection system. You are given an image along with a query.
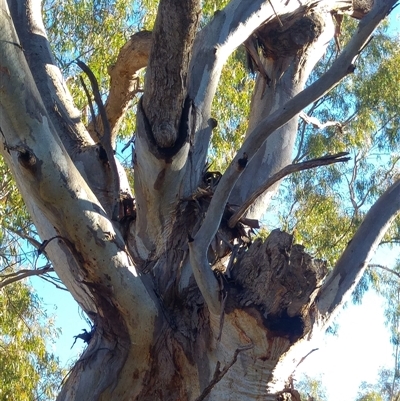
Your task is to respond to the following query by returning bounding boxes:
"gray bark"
[0,0,398,400]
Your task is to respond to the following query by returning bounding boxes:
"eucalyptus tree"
[0,0,399,400]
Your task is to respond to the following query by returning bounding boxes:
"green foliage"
[210,48,254,172]
[296,374,328,401]
[0,155,36,273]
[278,173,356,266]
[356,393,384,401]
[0,282,64,400]
[0,155,64,400]
[44,0,142,137]
[356,368,399,401]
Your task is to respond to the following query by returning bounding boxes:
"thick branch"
[7,0,92,149]
[143,0,201,148]
[87,31,152,145]
[317,178,400,319]
[189,0,281,109]
[189,0,396,314]
[228,152,350,228]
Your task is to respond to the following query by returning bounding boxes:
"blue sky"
[296,246,398,400]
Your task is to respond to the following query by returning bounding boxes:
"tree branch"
[6,227,42,250]
[317,178,400,319]
[369,264,400,280]
[188,0,280,111]
[87,31,152,145]
[0,265,54,288]
[143,0,201,148]
[190,0,396,314]
[7,0,92,149]
[0,4,158,336]
[187,1,284,184]
[228,152,350,228]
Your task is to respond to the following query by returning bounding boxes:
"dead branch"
[228,152,350,228]
[6,228,42,250]
[194,343,254,401]
[369,263,400,280]
[295,348,319,369]
[0,265,53,288]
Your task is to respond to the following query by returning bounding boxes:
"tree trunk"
[0,0,398,400]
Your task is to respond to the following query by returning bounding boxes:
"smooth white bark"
[318,178,400,319]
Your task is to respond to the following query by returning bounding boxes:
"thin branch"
[76,60,111,145]
[228,152,350,228]
[9,229,42,250]
[295,348,319,370]
[369,264,400,280]
[0,265,54,288]
[194,343,254,401]
[79,75,97,133]
[38,274,68,291]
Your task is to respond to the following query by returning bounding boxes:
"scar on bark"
[237,152,248,171]
[5,144,38,173]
